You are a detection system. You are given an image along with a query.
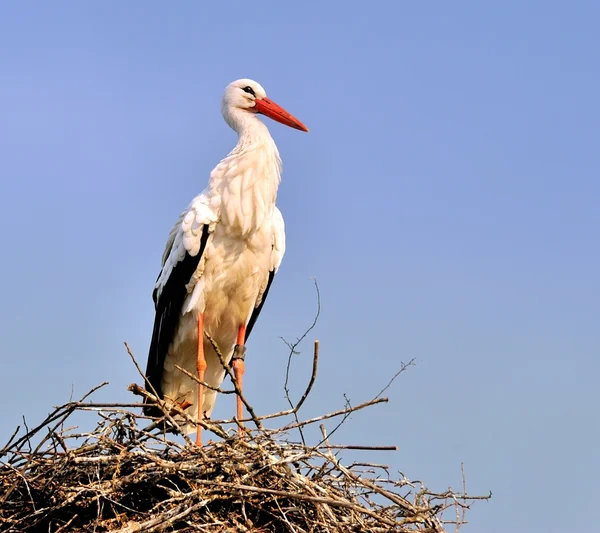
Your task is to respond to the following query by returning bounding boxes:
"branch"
[283,397,389,431]
[174,364,236,394]
[375,358,416,400]
[204,332,264,433]
[282,278,321,444]
[124,342,195,447]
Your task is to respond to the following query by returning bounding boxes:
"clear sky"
[1,2,598,531]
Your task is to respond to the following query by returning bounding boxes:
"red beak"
[254,97,309,132]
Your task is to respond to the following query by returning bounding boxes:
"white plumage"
[144,79,307,444]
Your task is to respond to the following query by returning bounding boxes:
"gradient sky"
[1,2,598,531]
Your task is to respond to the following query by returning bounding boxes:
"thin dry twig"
[204,332,265,434]
[174,365,236,394]
[282,278,321,444]
[207,339,319,428]
[125,342,195,447]
[375,358,417,400]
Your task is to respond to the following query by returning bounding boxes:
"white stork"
[144,79,308,445]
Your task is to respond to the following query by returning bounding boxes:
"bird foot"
[167,400,192,417]
[178,400,192,410]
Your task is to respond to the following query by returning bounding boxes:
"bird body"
[144,79,307,442]
[157,192,284,426]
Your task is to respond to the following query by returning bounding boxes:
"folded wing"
[144,192,217,407]
[245,206,286,341]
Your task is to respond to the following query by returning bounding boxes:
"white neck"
[208,107,282,236]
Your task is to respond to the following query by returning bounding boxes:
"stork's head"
[222,78,309,132]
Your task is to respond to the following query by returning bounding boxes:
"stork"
[144,79,308,445]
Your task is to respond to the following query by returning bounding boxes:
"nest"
[0,342,489,532]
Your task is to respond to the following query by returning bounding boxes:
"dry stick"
[14,484,111,531]
[128,364,226,446]
[312,359,415,451]
[1,462,35,509]
[208,341,320,426]
[422,489,492,502]
[282,278,321,444]
[319,423,333,453]
[283,397,388,431]
[20,416,33,457]
[69,402,147,408]
[203,332,264,433]
[317,424,432,526]
[211,394,384,429]
[288,475,338,527]
[348,462,390,470]
[312,393,354,450]
[294,339,319,413]
[2,382,108,458]
[272,497,309,533]
[124,342,195,447]
[458,461,467,533]
[301,358,416,472]
[342,461,445,531]
[374,358,416,400]
[0,382,110,504]
[49,429,69,454]
[319,444,397,451]
[127,383,228,442]
[0,425,21,456]
[174,364,236,394]
[54,513,79,533]
[189,480,399,529]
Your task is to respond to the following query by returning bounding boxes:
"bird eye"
[242,86,256,96]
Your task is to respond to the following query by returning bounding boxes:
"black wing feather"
[144,226,210,415]
[244,270,275,343]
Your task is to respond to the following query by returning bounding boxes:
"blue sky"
[1,2,598,531]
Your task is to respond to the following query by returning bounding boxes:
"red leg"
[232,325,246,436]
[196,313,206,446]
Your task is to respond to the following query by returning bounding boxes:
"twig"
[174,364,236,394]
[204,332,264,433]
[192,480,399,528]
[207,340,319,427]
[294,340,319,413]
[0,425,21,456]
[0,383,109,504]
[282,278,321,444]
[319,444,397,451]
[283,397,389,431]
[114,498,210,533]
[124,342,194,447]
[374,358,416,400]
